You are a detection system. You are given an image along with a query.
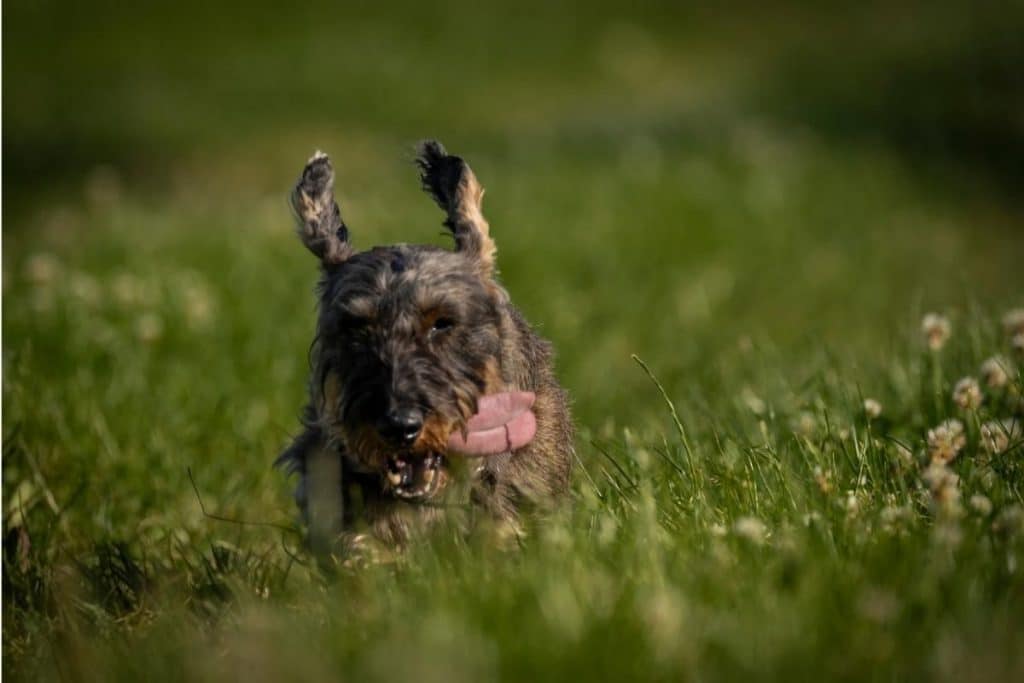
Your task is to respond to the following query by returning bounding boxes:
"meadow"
[3,1,1024,680]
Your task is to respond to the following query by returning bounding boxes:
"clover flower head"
[980,356,1012,389]
[863,398,882,419]
[922,313,951,351]
[927,419,966,464]
[952,377,983,410]
[733,516,767,545]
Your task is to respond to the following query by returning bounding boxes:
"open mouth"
[383,453,447,501]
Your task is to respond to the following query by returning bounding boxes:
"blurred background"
[6,0,1024,413]
[3,1,1024,677]
[5,0,1023,421]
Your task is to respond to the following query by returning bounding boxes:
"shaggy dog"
[277,141,573,556]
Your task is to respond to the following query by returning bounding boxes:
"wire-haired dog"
[277,141,573,557]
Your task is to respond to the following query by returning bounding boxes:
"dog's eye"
[430,317,455,335]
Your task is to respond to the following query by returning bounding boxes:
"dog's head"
[292,142,506,500]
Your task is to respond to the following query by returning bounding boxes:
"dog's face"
[292,142,503,501]
[315,246,504,499]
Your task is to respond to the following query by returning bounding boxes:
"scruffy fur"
[277,141,573,557]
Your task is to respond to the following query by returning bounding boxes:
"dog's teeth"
[387,471,402,486]
[423,468,435,483]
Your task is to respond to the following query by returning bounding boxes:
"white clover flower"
[1013,332,1024,357]
[802,511,822,527]
[980,356,1012,389]
[927,419,966,464]
[880,504,913,533]
[863,398,882,419]
[922,462,958,495]
[733,516,767,545]
[24,252,61,285]
[980,418,1022,455]
[922,461,961,517]
[813,466,834,495]
[922,313,951,351]
[183,284,214,328]
[740,387,766,415]
[1003,308,1024,337]
[969,494,993,516]
[639,586,684,662]
[175,270,216,330]
[112,272,141,306]
[111,272,159,308]
[843,490,860,516]
[136,313,164,343]
[952,377,983,410]
[793,412,816,437]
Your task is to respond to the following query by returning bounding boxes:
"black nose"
[380,408,423,445]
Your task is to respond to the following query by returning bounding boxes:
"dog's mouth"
[383,452,447,501]
[359,391,537,502]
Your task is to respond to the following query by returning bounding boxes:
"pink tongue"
[447,391,537,456]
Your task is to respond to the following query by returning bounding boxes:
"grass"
[4,1,1024,680]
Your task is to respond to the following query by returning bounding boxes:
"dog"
[277,141,573,557]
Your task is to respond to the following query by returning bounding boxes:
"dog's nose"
[380,408,423,445]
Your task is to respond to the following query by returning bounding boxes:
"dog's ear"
[290,151,353,267]
[416,140,496,275]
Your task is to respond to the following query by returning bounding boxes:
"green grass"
[4,1,1024,680]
